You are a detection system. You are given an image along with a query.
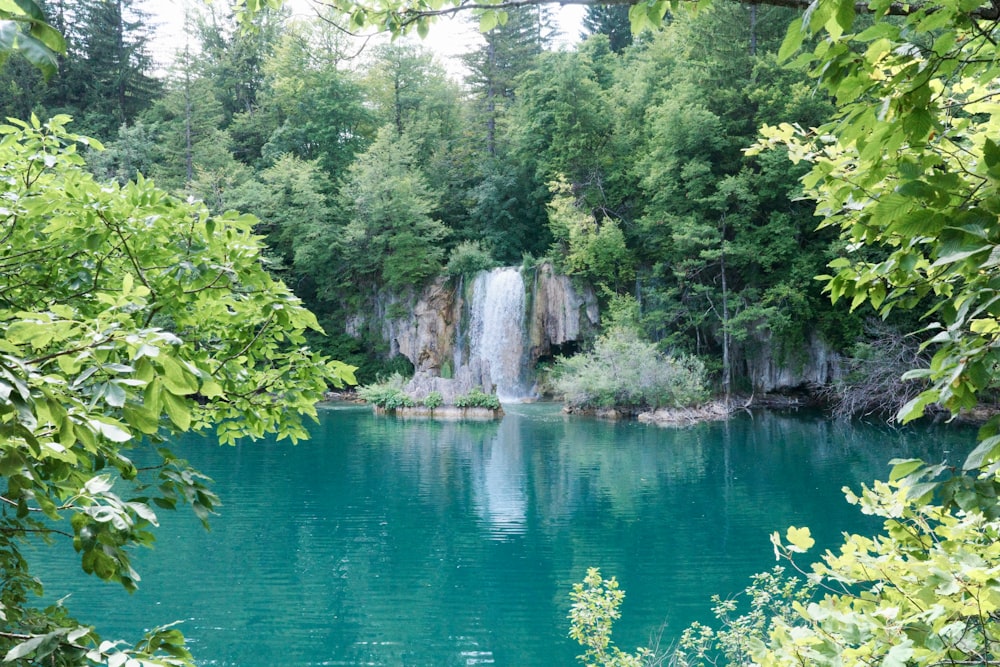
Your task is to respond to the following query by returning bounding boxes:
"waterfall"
[468,267,533,402]
[386,262,599,406]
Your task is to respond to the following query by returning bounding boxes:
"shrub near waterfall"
[454,387,502,410]
[356,373,415,410]
[554,327,709,411]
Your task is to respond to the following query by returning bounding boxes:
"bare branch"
[819,319,932,419]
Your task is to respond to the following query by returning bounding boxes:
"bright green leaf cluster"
[755,471,1000,667]
[547,178,635,293]
[587,0,1000,664]
[672,567,814,667]
[0,115,354,662]
[752,0,1000,427]
[0,0,65,79]
[568,568,652,667]
[666,462,1000,667]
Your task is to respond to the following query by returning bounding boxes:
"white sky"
[143,0,585,78]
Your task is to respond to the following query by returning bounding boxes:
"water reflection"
[475,417,528,539]
[35,405,975,667]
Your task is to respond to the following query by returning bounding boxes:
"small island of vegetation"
[358,373,505,419]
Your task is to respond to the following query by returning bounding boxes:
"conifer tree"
[339,127,447,292]
[581,5,633,53]
[462,7,553,155]
[74,0,160,138]
[194,5,285,122]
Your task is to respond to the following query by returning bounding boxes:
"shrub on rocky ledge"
[359,376,502,412]
[454,388,502,410]
[357,373,415,409]
[422,391,444,409]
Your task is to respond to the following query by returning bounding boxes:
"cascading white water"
[468,267,533,402]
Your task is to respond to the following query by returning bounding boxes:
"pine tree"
[74,0,160,138]
[143,45,231,193]
[194,5,285,121]
[581,5,633,53]
[0,56,44,120]
[461,7,553,155]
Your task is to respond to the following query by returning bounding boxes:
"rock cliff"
[349,265,842,402]
[742,331,843,394]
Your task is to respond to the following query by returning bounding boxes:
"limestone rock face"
[526,263,601,361]
[743,331,843,393]
[352,266,842,400]
[379,278,460,377]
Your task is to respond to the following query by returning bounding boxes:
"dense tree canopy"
[0,0,877,386]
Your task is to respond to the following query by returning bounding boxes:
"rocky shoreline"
[327,390,998,427]
[562,400,736,425]
[637,401,735,426]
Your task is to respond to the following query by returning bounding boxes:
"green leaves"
[760,0,1000,425]
[731,0,1000,657]
[0,117,353,661]
[4,628,74,662]
[478,9,504,32]
[0,0,65,80]
[627,0,672,33]
[778,18,806,63]
[157,356,199,396]
[569,568,652,667]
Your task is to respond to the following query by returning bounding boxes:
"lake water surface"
[38,404,974,666]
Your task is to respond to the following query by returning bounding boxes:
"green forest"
[1,0,880,405]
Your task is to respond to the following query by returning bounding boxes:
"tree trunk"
[486,37,497,156]
[184,45,194,184]
[720,219,731,403]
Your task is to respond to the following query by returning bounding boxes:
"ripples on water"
[35,405,974,666]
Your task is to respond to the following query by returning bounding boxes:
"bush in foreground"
[0,116,353,664]
[569,569,654,667]
[580,461,1000,667]
[553,328,709,411]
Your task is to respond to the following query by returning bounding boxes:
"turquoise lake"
[37,404,975,666]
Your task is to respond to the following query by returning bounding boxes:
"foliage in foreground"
[554,327,709,411]
[569,569,653,667]
[0,116,354,663]
[582,464,1000,667]
[683,0,1000,654]
[671,461,1000,667]
[672,567,814,667]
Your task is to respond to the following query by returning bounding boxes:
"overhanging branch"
[310,0,1000,27]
